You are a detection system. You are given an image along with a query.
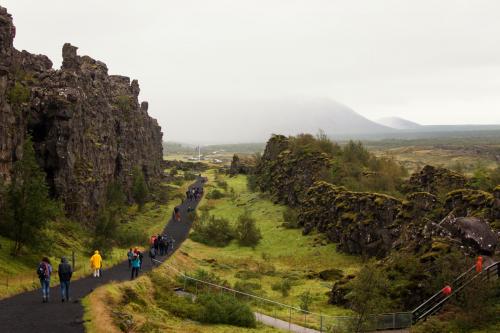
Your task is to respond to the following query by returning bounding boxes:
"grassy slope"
[0,181,190,299]
[83,244,283,333]
[181,170,361,329]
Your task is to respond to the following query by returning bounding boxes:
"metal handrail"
[413,262,499,323]
[412,264,475,316]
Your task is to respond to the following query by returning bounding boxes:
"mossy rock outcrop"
[229,154,255,176]
[255,135,331,206]
[298,181,402,257]
[403,165,469,197]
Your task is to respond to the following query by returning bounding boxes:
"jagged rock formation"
[403,165,469,196]
[229,154,255,176]
[0,7,163,220]
[255,135,331,206]
[299,181,401,257]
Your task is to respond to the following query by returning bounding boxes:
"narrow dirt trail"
[0,178,204,333]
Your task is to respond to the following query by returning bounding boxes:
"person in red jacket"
[476,256,483,273]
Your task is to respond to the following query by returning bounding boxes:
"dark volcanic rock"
[404,165,469,196]
[229,154,255,176]
[0,7,163,220]
[441,216,498,255]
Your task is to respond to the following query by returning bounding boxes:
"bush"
[190,213,234,247]
[234,280,262,294]
[115,227,148,247]
[216,180,228,191]
[299,291,312,312]
[247,174,259,192]
[282,207,299,228]
[195,292,256,328]
[132,167,149,210]
[234,212,262,247]
[271,278,292,297]
[206,189,225,200]
[184,171,196,181]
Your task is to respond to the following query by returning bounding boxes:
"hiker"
[476,256,483,273]
[90,250,102,278]
[58,257,73,302]
[149,247,157,266]
[150,235,157,246]
[127,248,134,268]
[137,250,144,269]
[131,254,141,280]
[158,236,165,256]
[37,257,52,303]
[174,206,181,222]
[153,235,160,252]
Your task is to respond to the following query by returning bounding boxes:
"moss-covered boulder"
[255,135,331,206]
[229,154,255,176]
[403,165,469,197]
[444,189,496,221]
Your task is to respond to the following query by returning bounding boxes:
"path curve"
[0,178,204,333]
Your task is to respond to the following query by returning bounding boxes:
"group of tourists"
[186,186,204,201]
[37,256,73,303]
[36,177,204,302]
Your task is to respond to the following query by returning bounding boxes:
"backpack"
[37,262,47,279]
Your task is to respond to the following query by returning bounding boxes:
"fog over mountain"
[377,117,422,130]
[170,99,394,144]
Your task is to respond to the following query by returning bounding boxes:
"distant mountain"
[377,117,422,130]
[171,99,395,143]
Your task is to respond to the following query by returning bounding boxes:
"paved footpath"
[0,178,204,333]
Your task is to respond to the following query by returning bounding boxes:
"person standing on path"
[127,248,134,268]
[131,254,141,280]
[90,250,102,278]
[58,257,73,302]
[37,257,52,303]
[149,247,157,266]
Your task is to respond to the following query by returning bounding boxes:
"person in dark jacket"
[37,257,53,303]
[58,257,73,302]
[131,254,141,280]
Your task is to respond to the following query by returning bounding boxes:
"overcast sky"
[4,0,500,143]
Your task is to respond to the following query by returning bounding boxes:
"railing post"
[289,308,292,331]
[183,275,187,291]
[393,312,396,329]
[320,314,323,332]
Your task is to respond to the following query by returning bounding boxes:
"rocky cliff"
[0,7,163,221]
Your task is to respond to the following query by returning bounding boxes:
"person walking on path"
[174,206,181,222]
[149,247,157,266]
[131,254,141,280]
[58,257,73,302]
[90,250,102,278]
[37,257,52,303]
[127,248,134,268]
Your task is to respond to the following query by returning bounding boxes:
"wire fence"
[159,261,412,332]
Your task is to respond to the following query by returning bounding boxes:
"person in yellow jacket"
[90,250,102,278]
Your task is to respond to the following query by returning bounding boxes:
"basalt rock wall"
[0,7,163,221]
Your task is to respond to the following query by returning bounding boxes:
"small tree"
[93,181,126,251]
[132,167,148,211]
[234,212,262,247]
[6,136,57,254]
[345,263,391,332]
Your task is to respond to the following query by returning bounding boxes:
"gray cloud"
[4,0,500,143]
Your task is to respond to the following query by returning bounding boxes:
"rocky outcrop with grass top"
[0,6,163,220]
[403,165,469,196]
[255,135,331,206]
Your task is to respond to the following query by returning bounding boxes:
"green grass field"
[180,170,361,329]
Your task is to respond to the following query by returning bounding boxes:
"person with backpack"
[90,250,102,278]
[130,254,141,280]
[58,257,73,302]
[149,247,157,266]
[138,250,144,269]
[37,257,52,303]
[174,206,181,222]
[127,248,134,268]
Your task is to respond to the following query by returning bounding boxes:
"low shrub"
[206,189,225,200]
[216,180,228,191]
[234,280,262,294]
[190,214,234,247]
[184,171,196,181]
[234,212,262,247]
[271,278,292,297]
[195,292,256,328]
[282,207,299,229]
